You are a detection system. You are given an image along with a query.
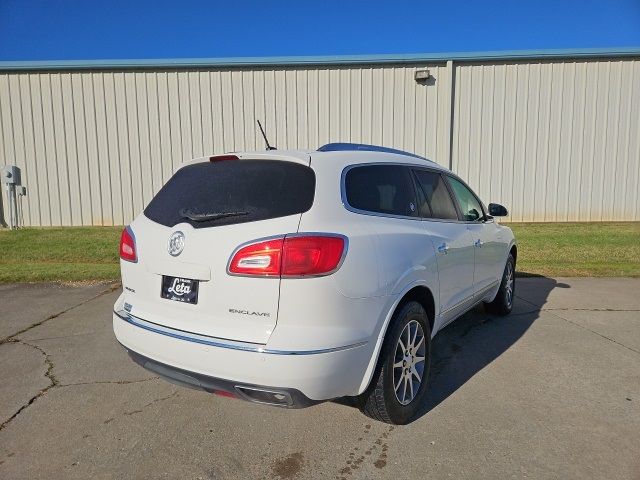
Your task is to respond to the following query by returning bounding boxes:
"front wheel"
[485,253,515,315]
[358,301,431,425]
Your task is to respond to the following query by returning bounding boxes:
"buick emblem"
[167,231,185,257]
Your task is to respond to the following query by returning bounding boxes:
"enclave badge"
[168,231,185,256]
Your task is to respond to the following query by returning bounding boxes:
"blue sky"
[1,0,639,61]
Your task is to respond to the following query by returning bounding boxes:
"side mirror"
[488,203,508,217]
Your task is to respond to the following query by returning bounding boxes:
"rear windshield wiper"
[180,208,249,222]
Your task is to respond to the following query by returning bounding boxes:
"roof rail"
[317,143,426,160]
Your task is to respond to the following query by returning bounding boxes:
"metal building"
[1,48,639,226]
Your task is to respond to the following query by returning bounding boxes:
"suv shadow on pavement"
[337,276,568,423]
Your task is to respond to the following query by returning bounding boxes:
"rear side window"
[144,160,315,228]
[345,165,417,217]
[413,170,459,220]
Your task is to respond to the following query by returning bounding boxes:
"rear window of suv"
[144,160,315,228]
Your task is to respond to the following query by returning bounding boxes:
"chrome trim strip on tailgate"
[114,310,367,355]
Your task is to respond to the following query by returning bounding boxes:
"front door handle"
[437,243,449,254]
[474,239,484,248]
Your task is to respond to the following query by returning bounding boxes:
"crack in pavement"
[18,329,114,343]
[123,391,178,416]
[0,283,120,345]
[0,337,161,432]
[58,378,158,388]
[0,339,58,432]
[515,294,640,356]
[0,284,157,433]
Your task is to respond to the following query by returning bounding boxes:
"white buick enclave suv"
[113,143,516,424]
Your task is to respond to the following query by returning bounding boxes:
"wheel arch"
[396,286,435,333]
[356,283,436,395]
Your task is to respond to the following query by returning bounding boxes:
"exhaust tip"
[235,386,293,407]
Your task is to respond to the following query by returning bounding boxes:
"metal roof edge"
[1,47,639,71]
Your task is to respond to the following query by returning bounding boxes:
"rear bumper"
[113,310,374,402]
[123,346,317,408]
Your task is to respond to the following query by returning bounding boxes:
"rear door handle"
[437,243,449,254]
[474,239,484,248]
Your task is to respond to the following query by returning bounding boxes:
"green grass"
[0,222,638,283]
[0,227,122,283]
[508,222,640,277]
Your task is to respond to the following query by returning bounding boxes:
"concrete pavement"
[0,278,639,479]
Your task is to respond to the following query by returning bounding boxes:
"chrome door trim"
[439,280,500,318]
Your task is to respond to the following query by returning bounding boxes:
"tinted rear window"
[345,165,417,217]
[144,160,315,228]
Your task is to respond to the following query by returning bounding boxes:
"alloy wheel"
[393,320,427,405]
[505,261,514,308]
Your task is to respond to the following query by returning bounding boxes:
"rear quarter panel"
[275,155,440,355]
[272,157,388,352]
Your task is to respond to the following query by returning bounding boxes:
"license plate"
[161,276,199,304]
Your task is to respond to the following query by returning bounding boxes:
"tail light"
[228,237,284,276]
[119,226,137,263]
[281,235,345,277]
[228,234,346,278]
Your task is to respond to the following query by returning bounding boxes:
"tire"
[359,301,432,425]
[485,253,515,316]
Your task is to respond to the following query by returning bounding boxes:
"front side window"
[345,165,417,217]
[447,176,484,221]
[413,170,459,220]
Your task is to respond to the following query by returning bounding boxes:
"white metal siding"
[0,65,450,226]
[451,59,640,222]
[1,58,638,226]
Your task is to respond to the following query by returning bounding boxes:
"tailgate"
[119,158,315,345]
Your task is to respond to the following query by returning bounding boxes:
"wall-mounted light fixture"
[414,69,431,84]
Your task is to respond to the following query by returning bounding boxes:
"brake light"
[281,236,345,276]
[209,154,239,162]
[228,235,346,277]
[119,227,137,263]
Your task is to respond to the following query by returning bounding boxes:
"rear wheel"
[359,301,431,425]
[485,253,515,315]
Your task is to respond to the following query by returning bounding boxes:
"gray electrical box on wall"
[2,165,23,229]
[2,165,21,186]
